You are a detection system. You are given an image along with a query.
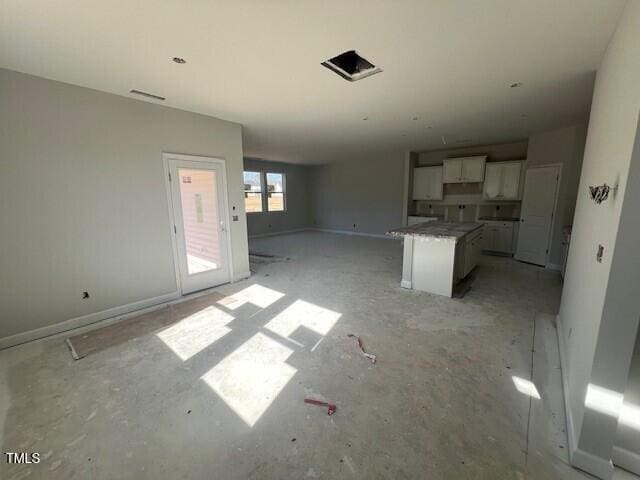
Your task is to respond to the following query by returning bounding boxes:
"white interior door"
[515,165,560,266]
[167,156,231,294]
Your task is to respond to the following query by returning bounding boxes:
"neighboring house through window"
[243,171,263,213]
[266,172,285,212]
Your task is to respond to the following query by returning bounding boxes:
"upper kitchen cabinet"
[412,166,443,200]
[483,161,523,200]
[442,156,486,183]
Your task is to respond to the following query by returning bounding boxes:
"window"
[243,171,263,213]
[266,173,285,212]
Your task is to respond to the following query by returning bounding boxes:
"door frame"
[517,163,562,267]
[162,152,234,295]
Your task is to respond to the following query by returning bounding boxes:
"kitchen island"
[387,221,483,297]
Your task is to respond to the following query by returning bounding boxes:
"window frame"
[243,170,264,214]
[265,171,286,213]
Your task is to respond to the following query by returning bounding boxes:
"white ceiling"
[0,1,626,164]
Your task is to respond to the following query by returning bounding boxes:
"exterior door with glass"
[167,155,231,294]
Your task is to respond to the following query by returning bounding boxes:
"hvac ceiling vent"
[321,50,382,82]
[130,89,166,101]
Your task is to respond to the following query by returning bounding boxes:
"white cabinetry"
[456,228,483,280]
[481,221,517,254]
[483,161,523,200]
[443,156,486,183]
[412,166,443,200]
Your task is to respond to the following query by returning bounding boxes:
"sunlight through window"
[218,284,284,310]
[157,306,233,361]
[264,299,341,339]
[512,376,541,399]
[201,332,296,427]
[585,384,624,418]
[584,384,640,430]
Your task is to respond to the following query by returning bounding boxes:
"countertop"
[478,216,520,222]
[408,213,445,218]
[387,221,484,240]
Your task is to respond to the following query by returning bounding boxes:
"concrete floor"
[0,231,637,479]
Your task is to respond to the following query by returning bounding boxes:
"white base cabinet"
[481,221,517,254]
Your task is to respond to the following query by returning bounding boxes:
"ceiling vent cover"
[321,50,382,82]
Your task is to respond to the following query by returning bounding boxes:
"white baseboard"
[400,280,413,289]
[232,270,251,282]
[556,315,578,459]
[572,447,615,480]
[0,291,180,350]
[546,263,563,271]
[248,228,308,239]
[612,445,640,476]
[311,228,399,240]
[0,268,254,351]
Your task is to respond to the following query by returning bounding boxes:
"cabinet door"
[443,159,462,183]
[501,162,522,200]
[462,157,486,182]
[427,166,443,200]
[496,225,514,253]
[413,167,443,200]
[412,167,431,199]
[483,163,502,199]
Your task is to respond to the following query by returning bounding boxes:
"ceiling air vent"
[321,50,382,82]
[130,89,166,101]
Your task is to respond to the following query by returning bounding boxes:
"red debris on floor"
[304,398,337,415]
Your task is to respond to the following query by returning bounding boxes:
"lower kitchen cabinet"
[481,221,517,254]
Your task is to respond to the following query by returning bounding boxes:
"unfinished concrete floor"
[1,231,636,479]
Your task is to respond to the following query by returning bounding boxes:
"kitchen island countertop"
[387,221,483,241]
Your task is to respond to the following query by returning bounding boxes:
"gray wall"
[309,152,406,235]
[526,124,588,266]
[243,158,311,237]
[0,68,250,345]
[558,0,640,475]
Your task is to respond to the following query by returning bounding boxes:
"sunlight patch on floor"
[201,332,296,427]
[157,306,233,361]
[264,299,341,339]
[512,375,541,399]
[218,284,284,310]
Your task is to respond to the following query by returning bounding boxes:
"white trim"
[232,271,251,282]
[572,448,615,480]
[248,228,308,239]
[0,291,179,350]
[546,263,563,271]
[311,228,400,240]
[556,315,578,460]
[162,152,234,294]
[556,315,615,480]
[400,280,413,289]
[612,445,640,475]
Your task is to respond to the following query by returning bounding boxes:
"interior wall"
[0,68,250,345]
[243,158,311,237]
[557,0,640,475]
[614,329,640,473]
[309,152,405,235]
[526,124,588,267]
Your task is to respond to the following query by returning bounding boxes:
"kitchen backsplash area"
[414,201,520,222]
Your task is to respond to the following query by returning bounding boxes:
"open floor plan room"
[1,1,640,479]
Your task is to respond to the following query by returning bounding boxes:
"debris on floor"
[347,334,377,363]
[304,397,336,415]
